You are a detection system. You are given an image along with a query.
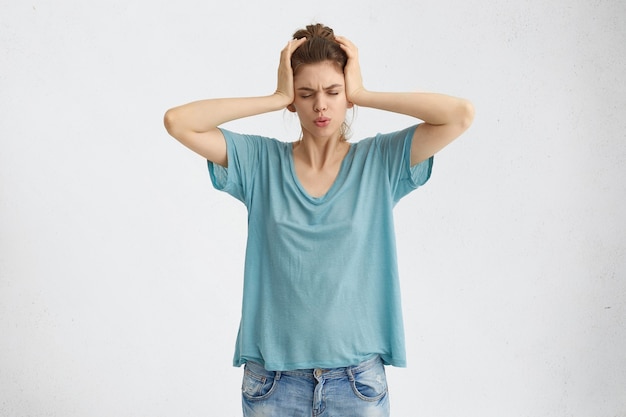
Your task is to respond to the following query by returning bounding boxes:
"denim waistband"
[244,355,382,379]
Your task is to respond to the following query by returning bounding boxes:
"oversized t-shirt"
[208,125,433,371]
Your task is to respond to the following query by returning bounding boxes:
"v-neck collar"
[287,142,354,204]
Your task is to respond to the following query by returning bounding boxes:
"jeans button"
[314,369,322,378]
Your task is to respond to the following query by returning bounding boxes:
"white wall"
[1,0,625,416]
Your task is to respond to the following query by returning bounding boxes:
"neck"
[294,131,348,169]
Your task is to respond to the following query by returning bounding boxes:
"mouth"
[314,117,330,127]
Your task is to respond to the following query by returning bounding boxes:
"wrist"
[271,91,293,110]
[349,88,370,107]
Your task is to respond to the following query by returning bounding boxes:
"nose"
[314,98,327,112]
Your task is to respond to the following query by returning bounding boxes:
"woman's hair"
[291,23,347,76]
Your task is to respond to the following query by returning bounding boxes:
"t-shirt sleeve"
[377,124,434,202]
[207,128,261,205]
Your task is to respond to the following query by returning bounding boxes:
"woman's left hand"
[335,36,366,105]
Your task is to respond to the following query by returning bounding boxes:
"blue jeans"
[241,355,390,417]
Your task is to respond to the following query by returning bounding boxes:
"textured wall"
[1,0,625,416]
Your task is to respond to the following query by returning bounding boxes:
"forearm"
[353,90,473,127]
[164,94,288,136]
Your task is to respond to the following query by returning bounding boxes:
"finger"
[335,36,357,56]
[282,37,306,61]
[289,37,307,50]
[334,36,352,46]
[280,38,305,65]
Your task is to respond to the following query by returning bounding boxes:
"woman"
[164,23,473,417]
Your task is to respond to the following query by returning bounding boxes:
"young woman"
[164,23,473,417]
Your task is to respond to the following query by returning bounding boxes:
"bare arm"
[352,91,474,165]
[163,38,307,166]
[164,95,287,166]
[336,36,474,166]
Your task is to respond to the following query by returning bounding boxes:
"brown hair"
[291,23,347,76]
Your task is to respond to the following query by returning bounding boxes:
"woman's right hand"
[275,38,307,107]
[164,38,308,165]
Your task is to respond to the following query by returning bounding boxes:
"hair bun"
[293,23,335,41]
[290,22,347,77]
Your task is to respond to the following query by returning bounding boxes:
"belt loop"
[346,365,355,382]
[275,371,282,381]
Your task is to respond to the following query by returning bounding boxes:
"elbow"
[164,107,192,142]
[163,108,178,138]
[458,99,475,131]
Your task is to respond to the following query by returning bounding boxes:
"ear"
[287,104,297,112]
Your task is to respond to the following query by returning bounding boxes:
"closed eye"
[296,84,343,98]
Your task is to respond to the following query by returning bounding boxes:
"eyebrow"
[296,84,343,91]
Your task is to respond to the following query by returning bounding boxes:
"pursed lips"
[314,117,330,127]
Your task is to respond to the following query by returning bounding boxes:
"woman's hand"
[275,38,307,107]
[335,36,366,105]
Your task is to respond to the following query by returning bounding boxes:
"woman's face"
[290,60,352,140]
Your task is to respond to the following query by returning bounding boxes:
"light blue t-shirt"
[208,125,433,371]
